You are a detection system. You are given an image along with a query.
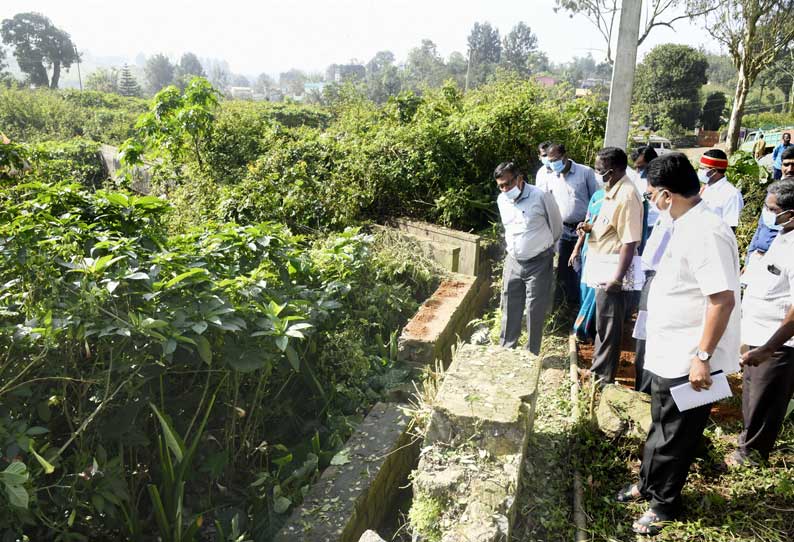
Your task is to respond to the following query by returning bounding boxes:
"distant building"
[326,63,365,83]
[581,77,608,89]
[304,81,327,94]
[575,88,593,98]
[229,87,254,100]
[534,75,558,88]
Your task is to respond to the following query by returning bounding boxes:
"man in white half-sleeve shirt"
[495,161,563,355]
[728,177,794,467]
[615,153,741,537]
[698,149,744,229]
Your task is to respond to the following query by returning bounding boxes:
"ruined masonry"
[409,344,542,542]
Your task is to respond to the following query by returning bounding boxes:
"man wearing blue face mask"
[540,142,600,310]
[728,177,794,468]
[495,161,563,354]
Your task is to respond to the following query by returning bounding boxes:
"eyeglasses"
[642,192,652,202]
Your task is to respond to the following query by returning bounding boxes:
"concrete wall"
[390,219,482,276]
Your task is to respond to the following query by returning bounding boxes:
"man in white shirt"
[730,177,794,466]
[616,153,741,536]
[495,161,563,354]
[698,149,744,229]
[537,143,600,309]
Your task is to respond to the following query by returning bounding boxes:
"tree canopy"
[501,22,539,76]
[144,53,175,93]
[0,12,78,88]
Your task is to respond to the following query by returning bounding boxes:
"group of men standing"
[493,142,794,536]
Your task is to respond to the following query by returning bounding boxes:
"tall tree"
[704,52,738,88]
[553,1,716,63]
[118,64,142,97]
[254,72,275,94]
[693,0,794,151]
[501,22,538,76]
[366,51,399,102]
[279,69,306,96]
[1,12,78,88]
[466,22,501,88]
[758,48,794,113]
[86,67,119,93]
[405,39,447,89]
[177,52,205,78]
[701,90,727,130]
[634,44,708,130]
[144,53,175,93]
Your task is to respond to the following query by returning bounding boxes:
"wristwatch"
[696,349,712,362]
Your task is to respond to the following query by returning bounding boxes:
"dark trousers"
[633,272,656,394]
[773,167,783,180]
[555,235,581,309]
[639,374,712,518]
[739,346,794,460]
[590,288,628,384]
[499,250,554,355]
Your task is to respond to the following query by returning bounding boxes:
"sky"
[1,0,722,79]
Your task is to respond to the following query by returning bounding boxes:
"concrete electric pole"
[603,0,642,149]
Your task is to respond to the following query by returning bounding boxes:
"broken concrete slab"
[596,384,652,440]
[357,530,387,542]
[409,344,543,542]
[275,403,419,542]
[425,344,540,456]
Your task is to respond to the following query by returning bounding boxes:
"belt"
[513,246,554,264]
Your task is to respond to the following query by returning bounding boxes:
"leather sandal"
[615,483,643,503]
[632,509,667,536]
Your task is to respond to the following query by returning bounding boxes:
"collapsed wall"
[408,344,543,542]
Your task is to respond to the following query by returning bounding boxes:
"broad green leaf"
[273,496,291,514]
[275,335,288,352]
[5,482,28,509]
[191,321,208,334]
[195,335,212,365]
[125,271,150,280]
[285,345,300,371]
[330,448,351,466]
[164,268,208,289]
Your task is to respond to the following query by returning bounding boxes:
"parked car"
[632,135,674,155]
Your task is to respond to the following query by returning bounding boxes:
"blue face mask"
[762,207,791,231]
[541,157,550,169]
[504,184,521,201]
[550,159,565,174]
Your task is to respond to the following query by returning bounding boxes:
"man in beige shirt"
[578,147,644,384]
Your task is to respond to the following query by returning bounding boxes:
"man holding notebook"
[615,153,741,536]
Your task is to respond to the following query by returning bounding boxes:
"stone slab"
[275,403,419,542]
[425,345,539,456]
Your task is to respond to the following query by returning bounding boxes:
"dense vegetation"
[0,76,607,541]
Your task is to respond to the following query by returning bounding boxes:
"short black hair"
[782,146,794,161]
[538,141,552,152]
[548,143,566,155]
[646,152,700,197]
[494,161,522,181]
[769,177,794,211]
[703,148,728,173]
[630,145,658,163]
[597,147,628,171]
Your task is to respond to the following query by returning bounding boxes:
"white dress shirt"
[627,167,660,227]
[645,202,741,378]
[701,177,744,228]
[741,229,794,348]
[641,213,673,272]
[498,182,562,260]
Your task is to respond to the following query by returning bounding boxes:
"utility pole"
[603,0,642,149]
[74,45,83,91]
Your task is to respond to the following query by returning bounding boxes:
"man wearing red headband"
[698,149,744,230]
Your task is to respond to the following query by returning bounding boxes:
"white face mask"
[762,207,792,231]
[697,170,711,184]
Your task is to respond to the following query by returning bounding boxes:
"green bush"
[0,180,434,540]
[26,139,107,188]
[742,111,794,130]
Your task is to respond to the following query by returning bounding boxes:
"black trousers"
[739,346,794,460]
[633,272,656,394]
[555,235,580,309]
[590,288,628,384]
[639,374,712,518]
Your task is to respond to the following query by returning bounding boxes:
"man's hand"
[741,345,774,367]
[604,279,622,293]
[568,250,580,268]
[689,358,713,391]
[577,222,592,235]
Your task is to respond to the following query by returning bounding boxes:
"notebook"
[670,371,732,412]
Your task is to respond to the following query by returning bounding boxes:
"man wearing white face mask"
[728,177,794,467]
[698,149,744,230]
[495,161,563,354]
